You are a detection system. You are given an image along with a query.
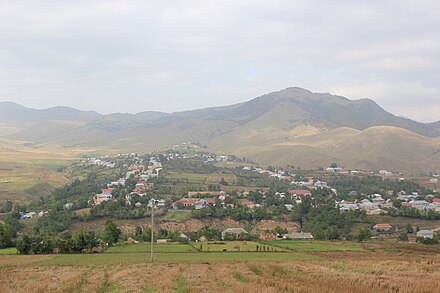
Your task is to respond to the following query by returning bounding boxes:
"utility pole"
[150,199,155,263]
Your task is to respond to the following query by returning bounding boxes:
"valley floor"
[1,241,439,293]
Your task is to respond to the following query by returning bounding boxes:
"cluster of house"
[402,199,440,212]
[170,142,201,150]
[336,190,440,214]
[337,194,392,215]
[325,167,401,178]
[220,228,315,242]
[171,190,268,210]
[373,223,436,239]
[93,157,162,206]
[85,158,116,168]
[243,167,295,181]
[19,211,48,219]
[173,191,230,210]
[164,151,229,163]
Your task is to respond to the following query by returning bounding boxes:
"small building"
[241,201,255,209]
[409,200,430,210]
[221,228,249,240]
[259,234,277,241]
[179,233,190,243]
[127,237,138,244]
[373,223,393,232]
[94,193,113,205]
[416,230,434,239]
[283,232,314,240]
[288,190,312,197]
[64,203,74,209]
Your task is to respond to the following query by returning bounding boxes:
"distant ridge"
[1,88,439,172]
[0,101,101,125]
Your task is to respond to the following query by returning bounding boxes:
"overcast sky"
[1,1,439,122]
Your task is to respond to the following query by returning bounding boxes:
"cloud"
[0,0,439,122]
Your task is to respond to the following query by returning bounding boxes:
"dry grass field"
[0,140,79,203]
[205,173,237,185]
[1,242,440,292]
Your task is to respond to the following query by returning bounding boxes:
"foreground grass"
[1,248,440,293]
[23,251,316,267]
[1,242,440,292]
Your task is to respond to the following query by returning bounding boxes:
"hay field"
[1,242,440,292]
[205,173,237,185]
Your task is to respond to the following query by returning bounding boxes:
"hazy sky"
[1,1,439,122]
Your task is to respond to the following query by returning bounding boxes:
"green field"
[197,241,283,252]
[106,243,197,253]
[0,251,318,267]
[265,240,364,252]
[166,172,208,184]
[159,210,192,221]
[0,248,17,255]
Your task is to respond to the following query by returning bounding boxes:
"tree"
[356,228,372,242]
[219,178,228,186]
[405,223,414,234]
[102,220,121,246]
[272,226,288,236]
[327,226,341,240]
[330,163,338,168]
[398,231,408,241]
[16,235,32,254]
[392,199,402,209]
[0,223,13,248]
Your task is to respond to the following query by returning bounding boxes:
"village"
[9,148,440,244]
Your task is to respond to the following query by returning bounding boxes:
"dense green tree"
[0,223,13,248]
[16,235,32,254]
[398,231,408,241]
[102,220,121,246]
[405,223,414,234]
[356,228,372,242]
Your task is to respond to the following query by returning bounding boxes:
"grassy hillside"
[210,126,440,173]
[0,139,76,204]
[1,88,439,172]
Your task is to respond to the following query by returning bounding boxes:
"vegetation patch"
[231,271,248,283]
[173,275,189,293]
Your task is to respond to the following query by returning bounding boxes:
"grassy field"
[106,243,197,253]
[0,140,75,203]
[0,247,17,254]
[1,241,440,292]
[166,172,208,184]
[197,241,283,252]
[205,173,237,185]
[265,240,364,252]
[160,210,193,222]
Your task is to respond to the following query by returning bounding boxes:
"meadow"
[1,241,440,292]
[264,240,364,252]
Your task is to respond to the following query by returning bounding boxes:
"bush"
[0,223,13,248]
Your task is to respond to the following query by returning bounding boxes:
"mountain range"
[1,87,439,174]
